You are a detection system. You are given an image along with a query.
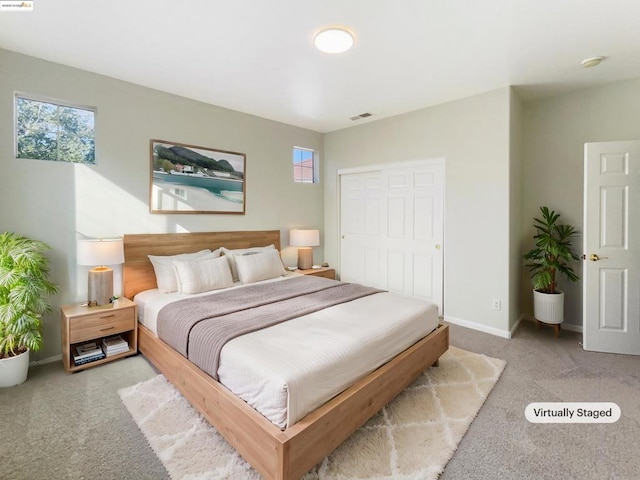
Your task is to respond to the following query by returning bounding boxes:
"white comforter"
[135,274,439,428]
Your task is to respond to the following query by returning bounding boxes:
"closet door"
[339,160,444,313]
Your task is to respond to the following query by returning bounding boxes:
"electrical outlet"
[492,299,501,311]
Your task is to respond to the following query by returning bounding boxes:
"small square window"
[293,147,316,183]
[15,94,96,164]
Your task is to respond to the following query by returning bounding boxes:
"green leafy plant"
[523,206,580,294]
[0,232,58,358]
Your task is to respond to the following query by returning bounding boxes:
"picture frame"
[149,139,246,214]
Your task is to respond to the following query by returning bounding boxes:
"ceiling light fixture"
[314,27,354,54]
[581,56,604,68]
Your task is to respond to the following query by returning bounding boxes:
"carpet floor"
[118,346,505,479]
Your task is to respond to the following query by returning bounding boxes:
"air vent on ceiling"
[350,112,373,121]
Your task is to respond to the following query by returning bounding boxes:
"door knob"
[589,254,608,261]
[435,244,441,250]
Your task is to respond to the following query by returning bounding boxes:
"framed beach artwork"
[149,140,246,214]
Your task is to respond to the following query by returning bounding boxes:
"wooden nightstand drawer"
[61,298,138,372]
[68,308,135,343]
[298,267,336,280]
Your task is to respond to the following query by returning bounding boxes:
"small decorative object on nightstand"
[298,266,336,280]
[61,297,138,372]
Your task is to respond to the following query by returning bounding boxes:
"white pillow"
[172,255,233,294]
[221,244,276,282]
[235,248,286,284]
[148,249,218,293]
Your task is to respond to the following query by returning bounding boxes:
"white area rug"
[118,346,505,479]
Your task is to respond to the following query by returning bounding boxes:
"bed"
[123,230,449,480]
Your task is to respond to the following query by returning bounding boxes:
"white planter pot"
[0,349,29,388]
[533,290,564,324]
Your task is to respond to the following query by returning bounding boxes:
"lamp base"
[297,247,313,270]
[88,266,113,306]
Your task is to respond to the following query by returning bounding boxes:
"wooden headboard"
[123,230,281,299]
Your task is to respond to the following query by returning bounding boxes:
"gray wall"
[324,88,514,337]
[521,76,640,327]
[509,89,524,331]
[324,76,640,336]
[4,46,640,360]
[0,49,324,361]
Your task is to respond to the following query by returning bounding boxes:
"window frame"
[292,146,317,184]
[14,92,97,164]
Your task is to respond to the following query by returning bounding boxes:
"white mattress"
[135,274,439,428]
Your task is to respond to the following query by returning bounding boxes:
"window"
[15,94,96,164]
[293,146,316,183]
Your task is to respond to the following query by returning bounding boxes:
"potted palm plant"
[0,232,58,387]
[523,206,580,327]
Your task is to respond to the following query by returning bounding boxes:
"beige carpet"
[118,346,505,479]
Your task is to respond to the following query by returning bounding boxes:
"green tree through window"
[16,95,95,164]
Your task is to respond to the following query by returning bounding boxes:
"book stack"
[101,334,129,357]
[74,341,106,366]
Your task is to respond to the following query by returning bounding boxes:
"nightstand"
[61,297,138,372]
[298,267,336,280]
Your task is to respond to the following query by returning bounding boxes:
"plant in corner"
[523,206,580,327]
[0,232,58,387]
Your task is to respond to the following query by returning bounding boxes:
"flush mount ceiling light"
[581,56,604,68]
[313,27,354,54]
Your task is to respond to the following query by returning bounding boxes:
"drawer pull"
[99,314,116,319]
[100,326,116,332]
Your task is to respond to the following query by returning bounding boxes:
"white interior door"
[339,161,444,313]
[583,141,640,354]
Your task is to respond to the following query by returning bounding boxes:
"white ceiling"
[1,0,640,133]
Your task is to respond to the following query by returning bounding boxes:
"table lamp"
[290,229,320,270]
[77,238,124,306]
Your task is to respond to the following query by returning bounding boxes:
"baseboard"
[29,353,62,367]
[522,315,583,333]
[562,323,583,333]
[444,315,513,339]
[510,315,523,337]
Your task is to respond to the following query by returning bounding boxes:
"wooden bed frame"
[123,230,449,480]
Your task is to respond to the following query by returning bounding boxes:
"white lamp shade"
[290,229,320,247]
[77,238,124,266]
